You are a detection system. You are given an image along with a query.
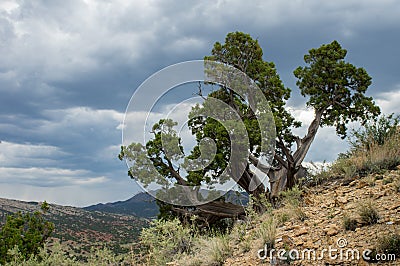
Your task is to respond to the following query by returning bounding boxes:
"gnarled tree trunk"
[268,109,323,198]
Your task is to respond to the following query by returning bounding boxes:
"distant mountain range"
[84,191,159,218]
[84,190,249,219]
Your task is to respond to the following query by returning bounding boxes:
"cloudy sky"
[0,0,399,207]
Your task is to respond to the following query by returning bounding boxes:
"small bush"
[208,234,233,265]
[349,114,400,151]
[383,177,394,185]
[358,201,380,225]
[239,237,251,253]
[280,186,303,207]
[274,210,290,226]
[343,215,358,231]
[376,233,400,257]
[257,216,277,249]
[365,175,376,187]
[140,218,195,265]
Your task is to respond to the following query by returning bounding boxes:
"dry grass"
[349,132,400,175]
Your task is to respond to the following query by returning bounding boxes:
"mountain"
[84,191,159,219]
[84,190,249,219]
[0,198,148,259]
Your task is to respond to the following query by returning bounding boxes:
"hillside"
[224,168,400,265]
[0,198,148,259]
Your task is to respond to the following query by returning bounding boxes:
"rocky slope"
[225,168,400,265]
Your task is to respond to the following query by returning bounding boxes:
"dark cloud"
[0,0,399,205]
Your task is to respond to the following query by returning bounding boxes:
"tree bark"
[268,109,323,198]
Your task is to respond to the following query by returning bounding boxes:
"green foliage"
[139,218,195,265]
[87,246,117,265]
[257,216,277,249]
[279,186,303,207]
[294,40,380,138]
[205,31,300,146]
[342,215,358,231]
[350,113,399,151]
[375,233,400,257]
[208,234,233,266]
[0,202,54,264]
[357,201,380,225]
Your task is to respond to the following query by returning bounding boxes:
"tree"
[119,32,380,221]
[0,202,54,264]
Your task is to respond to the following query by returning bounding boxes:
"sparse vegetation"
[257,216,277,249]
[310,115,400,183]
[139,218,195,265]
[375,233,400,257]
[279,186,303,207]
[343,214,358,231]
[208,234,233,265]
[358,201,380,225]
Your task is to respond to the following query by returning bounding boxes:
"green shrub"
[358,201,380,225]
[383,177,394,185]
[349,113,399,151]
[139,218,194,265]
[257,216,277,249]
[0,202,54,264]
[279,186,303,207]
[376,233,400,257]
[343,215,358,231]
[208,234,233,265]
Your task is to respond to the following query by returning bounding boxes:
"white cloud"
[0,141,67,167]
[376,87,400,114]
[0,166,108,187]
[288,106,349,162]
[40,107,124,133]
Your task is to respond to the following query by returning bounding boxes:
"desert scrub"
[375,233,400,257]
[357,201,380,225]
[365,175,376,187]
[257,216,277,249]
[382,177,394,185]
[279,186,303,207]
[342,214,358,231]
[140,218,195,265]
[207,234,233,266]
[278,186,307,222]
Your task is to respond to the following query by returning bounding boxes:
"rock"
[294,238,304,246]
[337,196,348,204]
[294,227,308,237]
[324,224,339,236]
[357,181,368,189]
[281,234,294,246]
